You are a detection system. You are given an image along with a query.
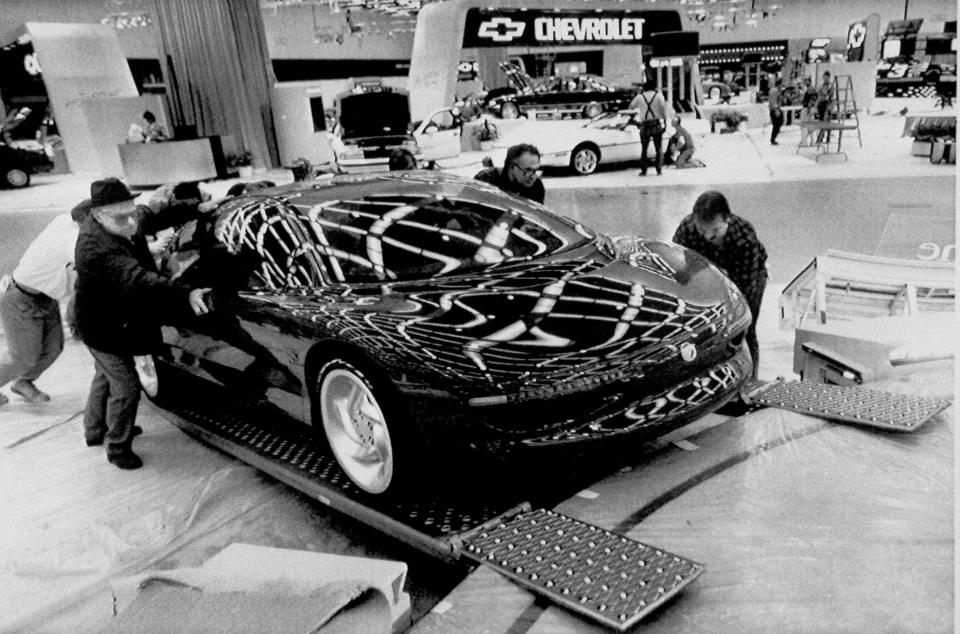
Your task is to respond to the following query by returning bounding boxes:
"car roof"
[236,172,555,218]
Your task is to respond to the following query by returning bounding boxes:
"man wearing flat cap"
[74,178,211,470]
[0,199,93,406]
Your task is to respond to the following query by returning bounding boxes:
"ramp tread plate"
[750,380,951,431]
[165,401,518,538]
[461,508,704,631]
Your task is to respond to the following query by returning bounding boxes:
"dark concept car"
[147,172,752,495]
[0,141,54,188]
[481,62,638,120]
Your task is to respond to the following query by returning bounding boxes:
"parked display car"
[0,140,54,188]
[481,62,637,120]
[144,173,752,495]
[328,86,462,172]
[491,111,677,175]
[328,88,422,173]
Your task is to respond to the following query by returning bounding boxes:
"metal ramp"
[461,508,704,631]
[744,379,951,432]
[155,391,706,629]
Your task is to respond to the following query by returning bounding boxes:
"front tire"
[499,102,520,119]
[570,144,600,175]
[316,357,408,495]
[4,167,30,188]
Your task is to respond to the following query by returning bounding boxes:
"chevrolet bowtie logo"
[478,17,526,42]
[848,22,866,48]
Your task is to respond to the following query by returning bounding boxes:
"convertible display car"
[146,172,752,496]
[492,111,679,175]
[480,62,637,120]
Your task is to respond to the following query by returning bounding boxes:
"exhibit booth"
[409,0,702,121]
[13,22,227,186]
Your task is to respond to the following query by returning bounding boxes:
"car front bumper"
[470,340,753,451]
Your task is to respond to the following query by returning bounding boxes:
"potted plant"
[709,110,748,134]
[472,119,500,151]
[911,120,956,157]
[226,150,254,178]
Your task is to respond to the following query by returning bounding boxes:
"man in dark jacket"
[75,178,210,469]
[474,143,545,204]
[672,191,767,380]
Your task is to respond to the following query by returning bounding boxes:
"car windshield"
[583,111,636,131]
[303,192,594,284]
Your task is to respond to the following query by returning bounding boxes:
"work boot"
[11,380,50,403]
[86,425,143,447]
[107,446,143,470]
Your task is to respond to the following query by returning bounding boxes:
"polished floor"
[0,103,955,632]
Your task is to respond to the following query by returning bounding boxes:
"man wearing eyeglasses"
[474,143,545,204]
[74,178,211,470]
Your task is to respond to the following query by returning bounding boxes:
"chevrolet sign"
[463,9,683,48]
[534,17,645,42]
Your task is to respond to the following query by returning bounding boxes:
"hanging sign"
[846,20,868,61]
[463,9,682,48]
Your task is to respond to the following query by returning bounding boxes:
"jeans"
[0,284,63,388]
[640,131,663,173]
[770,110,784,143]
[675,147,696,168]
[84,347,141,449]
[746,273,768,380]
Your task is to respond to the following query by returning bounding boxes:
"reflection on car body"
[153,172,752,495]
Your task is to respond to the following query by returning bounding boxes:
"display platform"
[142,361,952,632]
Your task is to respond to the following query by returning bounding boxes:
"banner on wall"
[0,38,46,102]
[846,20,868,61]
[462,9,683,48]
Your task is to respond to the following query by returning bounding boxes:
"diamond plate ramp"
[745,380,951,431]
[461,508,704,631]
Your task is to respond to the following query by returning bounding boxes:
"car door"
[586,114,643,163]
[157,201,321,422]
[413,108,462,163]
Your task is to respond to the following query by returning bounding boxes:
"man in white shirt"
[0,199,92,405]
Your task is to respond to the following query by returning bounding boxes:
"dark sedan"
[482,62,637,120]
[144,172,752,495]
[0,141,54,188]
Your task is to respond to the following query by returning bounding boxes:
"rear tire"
[499,102,520,119]
[135,354,185,406]
[570,144,600,175]
[4,167,29,188]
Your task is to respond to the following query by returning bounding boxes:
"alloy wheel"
[320,365,394,494]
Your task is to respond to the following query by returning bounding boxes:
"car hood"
[260,235,748,397]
